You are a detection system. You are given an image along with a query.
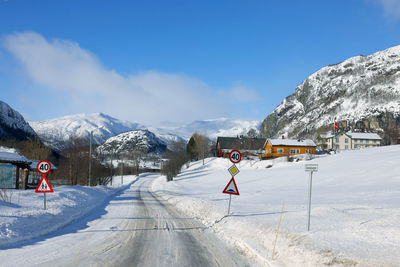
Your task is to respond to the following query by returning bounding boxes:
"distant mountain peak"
[29,113,144,151]
[97,129,167,155]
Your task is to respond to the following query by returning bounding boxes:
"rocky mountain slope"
[29,113,143,151]
[96,130,167,155]
[0,100,36,140]
[260,45,400,140]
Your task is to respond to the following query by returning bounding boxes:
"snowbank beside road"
[0,175,137,248]
[152,146,400,266]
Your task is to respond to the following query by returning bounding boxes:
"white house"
[318,132,382,151]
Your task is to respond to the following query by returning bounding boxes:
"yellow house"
[261,137,316,159]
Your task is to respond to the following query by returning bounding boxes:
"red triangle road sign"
[222,177,239,195]
[35,176,54,193]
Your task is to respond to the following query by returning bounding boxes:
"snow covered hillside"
[152,146,400,266]
[97,129,167,155]
[0,100,36,140]
[29,113,144,151]
[260,45,400,139]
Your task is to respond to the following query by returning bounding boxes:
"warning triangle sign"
[35,176,54,193]
[222,177,239,195]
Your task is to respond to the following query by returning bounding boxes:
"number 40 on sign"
[35,160,54,210]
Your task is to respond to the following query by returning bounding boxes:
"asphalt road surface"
[1,174,252,267]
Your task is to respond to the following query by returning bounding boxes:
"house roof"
[217,137,267,151]
[346,132,382,140]
[320,131,382,140]
[268,138,316,147]
[320,133,335,139]
[0,151,32,165]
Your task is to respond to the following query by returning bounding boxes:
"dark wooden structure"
[0,151,32,189]
[216,136,267,158]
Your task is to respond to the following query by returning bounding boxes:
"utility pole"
[110,149,113,186]
[88,130,93,186]
[120,153,124,185]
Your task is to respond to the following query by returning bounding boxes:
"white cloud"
[3,32,232,125]
[371,0,400,20]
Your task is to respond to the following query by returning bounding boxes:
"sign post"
[222,150,242,216]
[305,164,318,231]
[222,177,240,215]
[35,160,54,210]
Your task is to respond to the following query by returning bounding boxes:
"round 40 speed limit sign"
[37,160,52,175]
[229,150,242,164]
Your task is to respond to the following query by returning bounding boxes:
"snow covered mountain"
[30,112,260,152]
[96,130,167,155]
[260,45,400,139]
[155,118,261,141]
[0,100,36,140]
[29,113,144,151]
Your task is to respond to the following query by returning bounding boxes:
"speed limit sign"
[37,160,51,175]
[229,150,242,164]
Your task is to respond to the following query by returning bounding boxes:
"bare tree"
[383,127,399,145]
[130,147,145,175]
[193,133,209,165]
[161,141,188,181]
[57,136,88,185]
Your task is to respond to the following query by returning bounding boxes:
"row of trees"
[161,133,211,182]
[57,137,154,186]
[2,131,213,186]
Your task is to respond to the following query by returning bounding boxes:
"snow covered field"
[152,145,400,266]
[0,175,137,248]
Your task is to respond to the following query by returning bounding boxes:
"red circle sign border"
[229,150,242,164]
[37,160,51,175]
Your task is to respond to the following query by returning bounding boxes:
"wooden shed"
[0,151,32,189]
[216,136,267,158]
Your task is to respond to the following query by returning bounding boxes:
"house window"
[366,140,370,144]
[345,145,349,149]
[345,139,348,143]
[335,138,339,142]
[277,148,284,153]
[290,149,300,154]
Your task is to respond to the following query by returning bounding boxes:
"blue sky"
[1,0,400,126]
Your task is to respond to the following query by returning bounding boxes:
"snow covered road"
[1,173,251,266]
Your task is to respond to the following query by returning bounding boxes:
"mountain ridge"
[260,45,400,141]
[0,100,36,140]
[29,113,144,151]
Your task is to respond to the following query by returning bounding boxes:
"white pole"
[307,171,313,231]
[121,161,123,185]
[227,194,232,215]
[88,130,93,186]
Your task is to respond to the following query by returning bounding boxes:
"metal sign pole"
[227,194,232,215]
[307,171,313,231]
[44,193,46,210]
